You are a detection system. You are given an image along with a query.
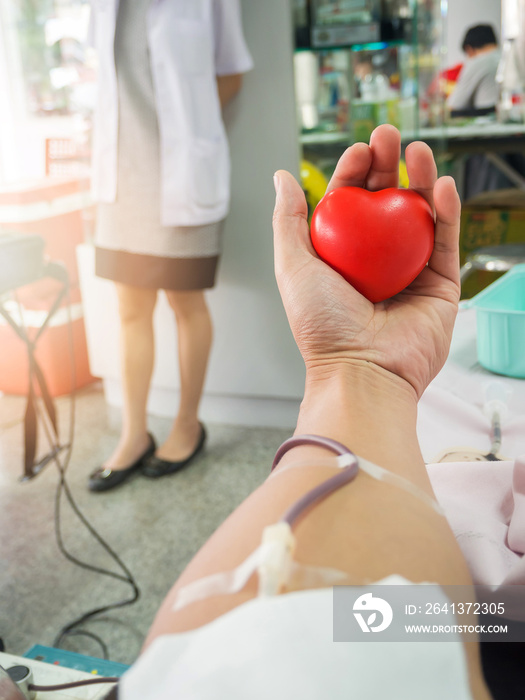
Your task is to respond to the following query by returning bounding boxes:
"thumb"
[272,169,313,281]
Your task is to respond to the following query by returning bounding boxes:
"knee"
[116,285,157,324]
[165,290,208,320]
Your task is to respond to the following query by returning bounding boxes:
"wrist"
[303,358,418,416]
[287,359,428,489]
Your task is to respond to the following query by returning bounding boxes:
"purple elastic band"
[271,435,360,527]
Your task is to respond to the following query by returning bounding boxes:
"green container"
[467,264,525,378]
[350,99,399,143]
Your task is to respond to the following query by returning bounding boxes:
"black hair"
[462,24,498,51]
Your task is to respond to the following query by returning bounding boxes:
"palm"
[273,125,461,399]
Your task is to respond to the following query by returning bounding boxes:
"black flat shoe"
[89,434,156,492]
[142,424,206,478]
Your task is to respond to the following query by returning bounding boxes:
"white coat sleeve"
[86,1,96,48]
[212,0,254,76]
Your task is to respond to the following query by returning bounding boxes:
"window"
[0,0,94,183]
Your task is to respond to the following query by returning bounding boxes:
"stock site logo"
[353,593,393,633]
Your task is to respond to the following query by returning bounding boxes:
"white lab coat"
[89,0,253,226]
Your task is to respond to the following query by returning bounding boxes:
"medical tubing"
[173,434,444,610]
[490,412,502,455]
[272,435,359,527]
[483,380,509,458]
[271,434,355,471]
[281,466,359,527]
[173,437,361,607]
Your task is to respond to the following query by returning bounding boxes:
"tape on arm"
[356,457,444,516]
[257,522,296,597]
[275,452,443,516]
[172,524,296,611]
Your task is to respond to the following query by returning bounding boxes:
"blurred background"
[1,0,525,677]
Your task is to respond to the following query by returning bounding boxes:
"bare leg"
[104,283,157,470]
[156,289,212,461]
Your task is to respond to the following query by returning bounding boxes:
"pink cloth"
[416,308,525,619]
[427,456,525,620]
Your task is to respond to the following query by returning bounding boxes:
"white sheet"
[120,576,473,700]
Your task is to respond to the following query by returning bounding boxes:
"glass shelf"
[292,0,448,177]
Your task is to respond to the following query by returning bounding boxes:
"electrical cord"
[17,271,141,659]
[2,662,119,698]
[51,427,140,653]
[29,676,119,692]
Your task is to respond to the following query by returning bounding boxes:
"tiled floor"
[0,382,290,665]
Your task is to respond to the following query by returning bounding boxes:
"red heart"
[310,187,435,303]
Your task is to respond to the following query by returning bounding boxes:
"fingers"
[429,175,461,285]
[366,124,401,191]
[326,124,401,194]
[273,127,459,292]
[405,140,438,213]
[325,142,372,193]
[272,169,313,281]
[404,142,460,287]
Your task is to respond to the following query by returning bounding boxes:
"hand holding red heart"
[310,186,434,303]
[273,124,461,399]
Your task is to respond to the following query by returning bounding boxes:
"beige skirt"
[95,216,224,291]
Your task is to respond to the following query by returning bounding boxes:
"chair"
[460,244,525,283]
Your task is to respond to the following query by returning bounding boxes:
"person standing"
[87,0,253,492]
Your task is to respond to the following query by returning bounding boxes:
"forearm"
[144,362,451,640]
[283,359,432,494]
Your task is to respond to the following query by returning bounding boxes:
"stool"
[460,244,525,283]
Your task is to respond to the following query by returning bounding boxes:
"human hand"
[273,124,461,399]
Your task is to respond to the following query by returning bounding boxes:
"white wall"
[207,0,305,404]
[79,0,305,429]
[0,1,25,183]
[446,0,502,67]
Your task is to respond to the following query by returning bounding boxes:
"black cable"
[51,629,109,662]
[54,288,140,654]
[51,440,140,654]
[27,329,109,659]
[18,274,141,659]
[29,676,118,692]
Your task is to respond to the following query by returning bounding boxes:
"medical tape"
[173,546,262,612]
[173,532,353,611]
[172,532,292,610]
[355,456,444,516]
[172,442,443,612]
[272,453,444,516]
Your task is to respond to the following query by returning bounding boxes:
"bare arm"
[216,73,243,108]
[143,125,491,699]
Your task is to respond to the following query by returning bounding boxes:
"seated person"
[447,24,525,199]
[109,125,492,699]
[447,24,500,113]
